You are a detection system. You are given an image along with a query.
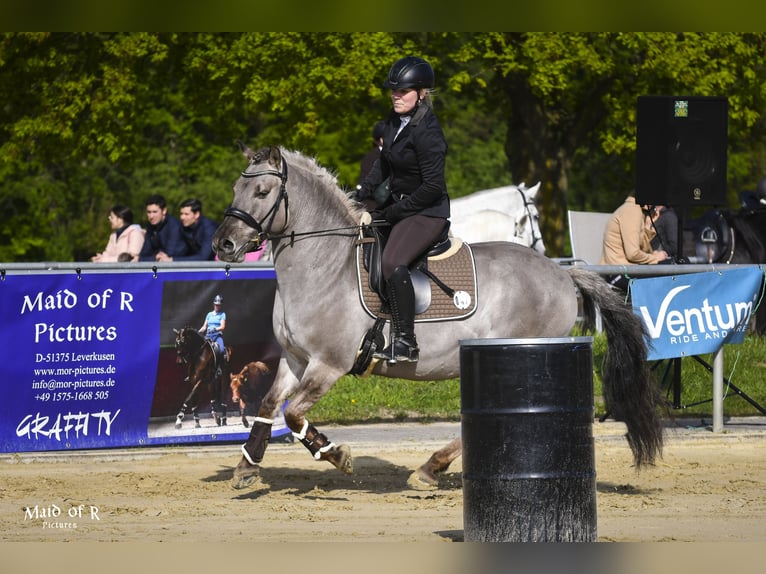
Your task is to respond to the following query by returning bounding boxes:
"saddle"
[350,215,478,376]
[356,214,478,323]
[692,210,733,264]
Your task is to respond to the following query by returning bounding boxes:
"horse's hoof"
[323,444,353,474]
[231,459,262,490]
[231,472,262,490]
[407,466,440,491]
[174,422,182,430]
[195,422,201,429]
[242,420,250,429]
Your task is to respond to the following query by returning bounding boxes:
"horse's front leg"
[287,415,352,474]
[239,398,249,428]
[232,360,299,490]
[176,374,205,429]
[176,373,202,429]
[283,363,352,474]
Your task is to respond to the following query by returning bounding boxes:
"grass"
[307,334,766,425]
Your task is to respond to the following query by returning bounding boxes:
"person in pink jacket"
[91,205,145,262]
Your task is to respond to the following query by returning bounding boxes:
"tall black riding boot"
[373,265,419,364]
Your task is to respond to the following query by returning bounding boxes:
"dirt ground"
[2,418,765,547]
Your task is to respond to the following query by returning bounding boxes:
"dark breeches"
[381,215,447,279]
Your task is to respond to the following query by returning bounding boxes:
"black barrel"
[460,337,596,542]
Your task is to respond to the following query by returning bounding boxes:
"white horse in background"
[449,182,545,255]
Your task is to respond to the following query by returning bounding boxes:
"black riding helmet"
[383,56,434,91]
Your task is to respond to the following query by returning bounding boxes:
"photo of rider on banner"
[630,268,764,360]
[148,276,287,440]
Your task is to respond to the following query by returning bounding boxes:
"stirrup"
[391,338,419,364]
[374,337,419,364]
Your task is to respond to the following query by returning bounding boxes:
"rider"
[355,56,450,364]
[199,295,227,370]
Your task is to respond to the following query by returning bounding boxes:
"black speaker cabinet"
[635,95,728,207]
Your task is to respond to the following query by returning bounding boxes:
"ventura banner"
[0,266,289,453]
[630,268,764,360]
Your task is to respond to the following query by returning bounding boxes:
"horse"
[212,144,663,491]
[449,182,545,254]
[229,361,272,428]
[690,207,766,333]
[173,327,232,429]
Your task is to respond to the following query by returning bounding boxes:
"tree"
[454,32,766,255]
[2,33,766,261]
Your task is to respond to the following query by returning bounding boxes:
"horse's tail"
[568,267,664,468]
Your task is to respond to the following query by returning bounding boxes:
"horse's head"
[229,371,245,403]
[174,327,199,364]
[515,182,546,255]
[213,144,289,262]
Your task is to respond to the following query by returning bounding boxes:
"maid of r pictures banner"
[0,266,289,453]
[630,267,764,361]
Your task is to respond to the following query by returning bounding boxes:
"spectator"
[139,194,188,262]
[649,205,679,260]
[355,56,450,364]
[91,205,145,263]
[156,198,218,261]
[600,194,668,290]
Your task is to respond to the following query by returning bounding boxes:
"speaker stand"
[651,355,766,415]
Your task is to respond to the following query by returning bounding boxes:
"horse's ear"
[237,140,255,161]
[173,328,179,335]
[268,145,282,168]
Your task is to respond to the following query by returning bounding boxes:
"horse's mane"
[278,148,367,223]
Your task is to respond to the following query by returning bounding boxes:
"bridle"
[176,329,211,365]
[222,156,365,247]
[515,186,544,252]
[223,157,290,243]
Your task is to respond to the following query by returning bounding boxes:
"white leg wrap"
[292,420,310,441]
[241,443,257,465]
[253,416,274,425]
[314,442,336,460]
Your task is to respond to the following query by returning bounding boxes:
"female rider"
[355,56,450,364]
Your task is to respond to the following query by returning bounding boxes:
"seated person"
[156,198,218,261]
[600,194,668,290]
[649,205,678,260]
[139,194,188,262]
[91,205,145,263]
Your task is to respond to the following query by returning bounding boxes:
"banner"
[0,267,289,453]
[630,268,764,360]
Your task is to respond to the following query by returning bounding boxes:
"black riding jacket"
[358,103,450,223]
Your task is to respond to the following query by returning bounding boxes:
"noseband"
[224,157,289,240]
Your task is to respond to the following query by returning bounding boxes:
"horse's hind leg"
[407,437,462,491]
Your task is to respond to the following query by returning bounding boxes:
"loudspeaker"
[635,95,728,207]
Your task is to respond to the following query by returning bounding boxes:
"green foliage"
[3,32,766,261]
